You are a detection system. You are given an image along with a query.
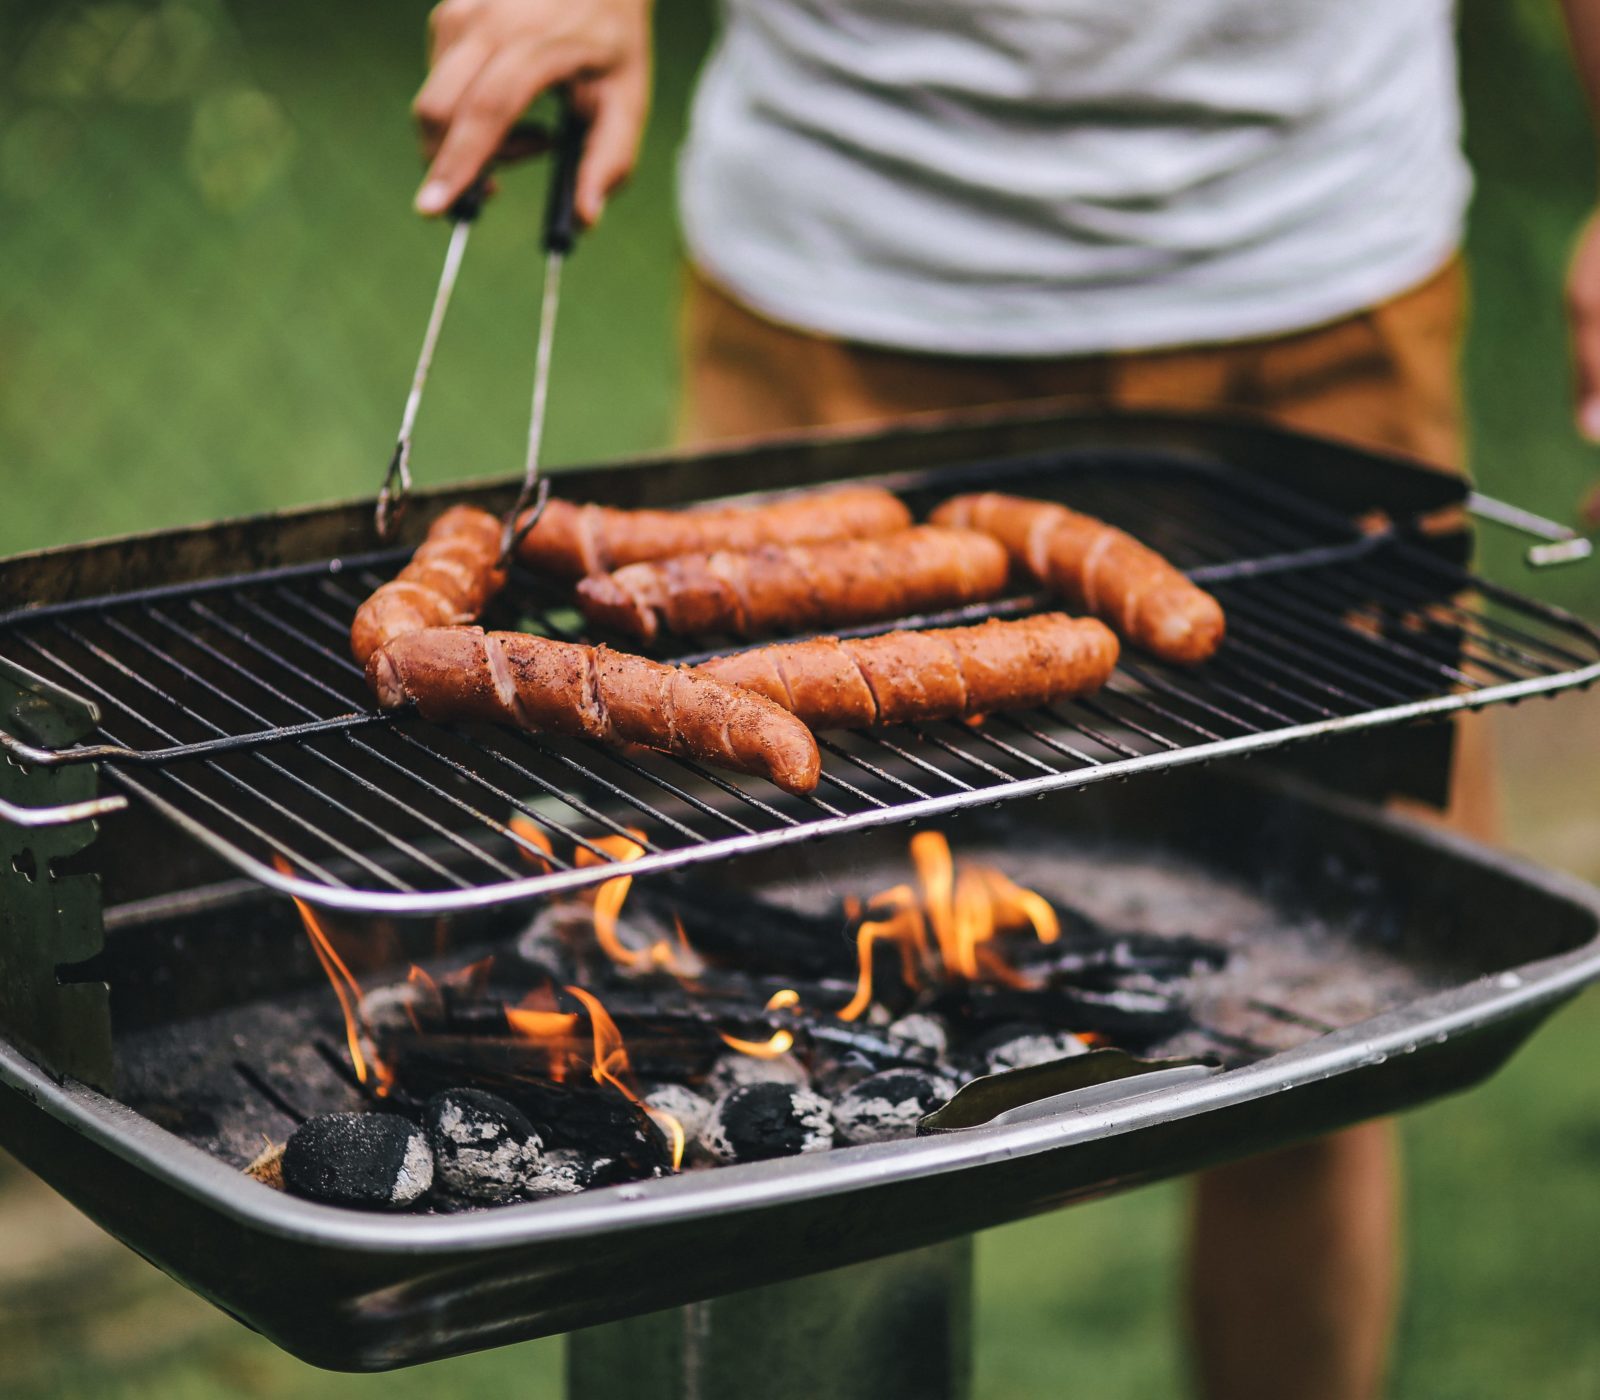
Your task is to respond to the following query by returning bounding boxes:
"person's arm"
[411,0,653,224]
[1560,0,1600,438]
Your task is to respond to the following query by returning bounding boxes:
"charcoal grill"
[3,407,1600,1382]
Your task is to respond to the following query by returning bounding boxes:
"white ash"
[523,1149,612,1197]
[699,1083,835,1164]
[984,1032,1089,1075]
[359,981,435,1037]
[424,1089,544,1203]
[886,1014,948,1063]
[704,1050,810,1098]
[833,1070,958,1145]
[643,1083,713,1142]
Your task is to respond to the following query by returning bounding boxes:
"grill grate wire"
[3,451,1598,913]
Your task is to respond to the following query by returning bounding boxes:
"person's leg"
[1187,1124,1401,1400]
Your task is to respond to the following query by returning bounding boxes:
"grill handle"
[1467,490,1595,567]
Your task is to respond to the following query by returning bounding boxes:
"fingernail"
[415,180,451,215]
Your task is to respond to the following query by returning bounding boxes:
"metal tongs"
[375,98,589,565]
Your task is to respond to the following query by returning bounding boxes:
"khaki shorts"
[679,257,1465,470]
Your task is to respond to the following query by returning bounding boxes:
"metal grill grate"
[4,449,1598,913]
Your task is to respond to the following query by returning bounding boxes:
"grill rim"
[2,772,1597,1267]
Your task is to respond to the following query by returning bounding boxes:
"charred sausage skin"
[575,526,1011,643]
[350,506,508,666]
[515,486,912,578]
[366,627,822,794]
[930,493,1225,665]
[696,614,1119,728]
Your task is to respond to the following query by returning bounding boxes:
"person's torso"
[678,0,1469,355]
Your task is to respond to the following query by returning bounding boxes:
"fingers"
[416,42,576,214]
[413,35,493,154]
[573,63,650,225]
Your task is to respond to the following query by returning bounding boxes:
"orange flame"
[648,1108,686,1171]
[575,832,652,969]
[720,988,803,1057]
[508,813,555,872]
[565,984,634,1096]
[839,834,1064,1019]
[838,886,928,1023]
[273,856,392,1096]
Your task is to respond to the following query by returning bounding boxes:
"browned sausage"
[515,486,913,578]
[574,527,1011,644]
[350,506,507,666]
[695,614,1119,728]
[930,493,1225,665]
[365,627,822,794]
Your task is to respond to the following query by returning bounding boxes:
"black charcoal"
[704,1050,810,1098]
[523,1148,628,1197]
[833,1070,958,1145]
[282,1112,433,1209]
[700,1083,835,1164]
[424,1088,545,1203]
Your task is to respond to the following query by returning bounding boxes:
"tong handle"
[1466,490,1596,568]
[543,97,589,256]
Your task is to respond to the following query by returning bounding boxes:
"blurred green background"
[2,1,1598,1396]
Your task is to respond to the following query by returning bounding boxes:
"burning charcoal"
[700,1083,835,1164]
[521,1151,589,1197]
[833,1069,958,1145]
[644,1082,713,1142]
[282,1112,433,1210]
[704,1050,810,1098]
[885,1013,948,1063]
[978,1028,1090,1075]
[424,1089,545,1203]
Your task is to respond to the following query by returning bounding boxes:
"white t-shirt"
[678,0,1470,356]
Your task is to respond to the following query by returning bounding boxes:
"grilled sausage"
[515,486,913,578]
[575,527,1011,644]
[351,506,507,666]
[365,627,822,794]
[695,614,1119,728]
[930,493,1225,665]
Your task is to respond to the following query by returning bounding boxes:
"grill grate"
[4,449,1598,913]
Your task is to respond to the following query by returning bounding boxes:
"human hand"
[412,0,652,224]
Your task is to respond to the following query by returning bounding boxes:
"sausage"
[930,493,1225,665]
[351,506,507,666]
[515,486,913,578]
[365,627,822,794]
[575,527,1011,644]
[695,614,1119,728]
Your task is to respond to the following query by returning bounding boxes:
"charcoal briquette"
[704,1050,810,1099]
[983,1030,1089,1074]
[424,1088,544,1202]
[833,1069,958,1145]
[282,1112,433,1210]
[699,1083,835,1164]
[643,1082,713,1142]
[885,1013,948,1062]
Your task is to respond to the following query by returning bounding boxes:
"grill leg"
[565,1236,973,1400]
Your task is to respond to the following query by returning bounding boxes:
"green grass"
[2,0,1599,1395]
